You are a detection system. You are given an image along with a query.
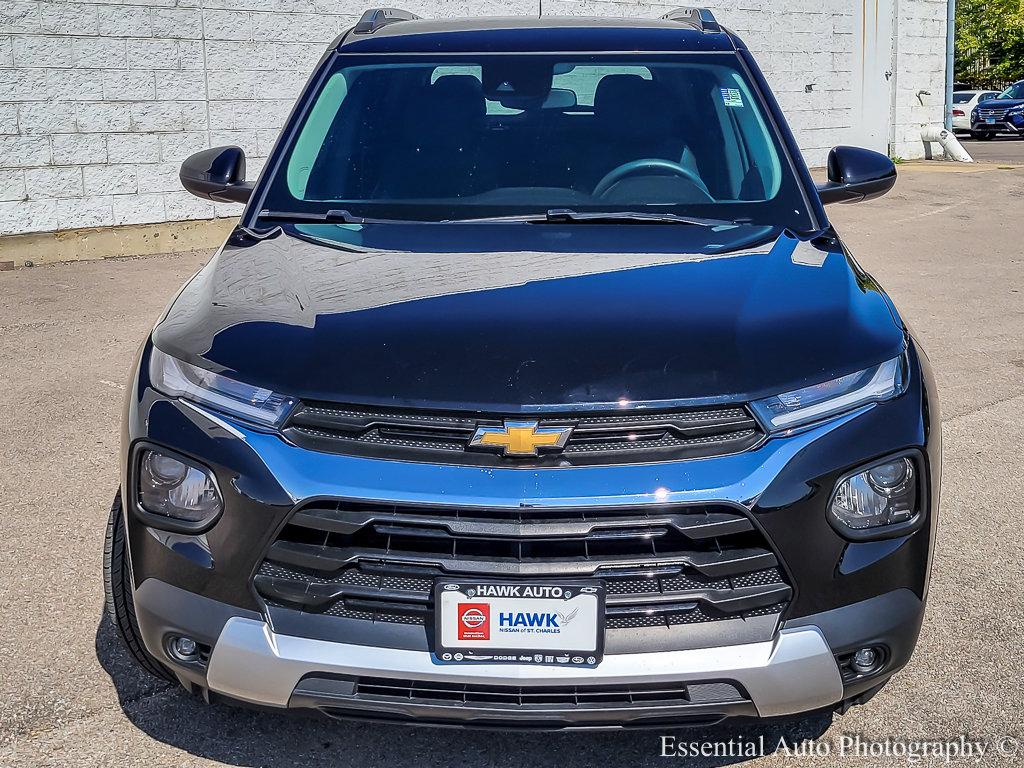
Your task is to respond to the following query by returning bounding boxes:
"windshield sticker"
[720,87,744,108]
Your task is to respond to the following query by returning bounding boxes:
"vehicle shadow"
[96,609,834,768]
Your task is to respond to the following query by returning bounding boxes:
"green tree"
[956,0,1024,86]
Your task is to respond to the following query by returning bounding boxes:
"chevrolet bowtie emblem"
[470,420,573,457]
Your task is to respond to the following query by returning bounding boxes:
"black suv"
[104,7,939,729]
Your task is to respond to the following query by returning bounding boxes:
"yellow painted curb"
[0,217,239,269]
[896,160,1023,173]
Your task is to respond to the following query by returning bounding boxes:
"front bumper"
[971,120,1023,134]
[134,578,924,727]
[122,339,940,728]
[213,620,840,715]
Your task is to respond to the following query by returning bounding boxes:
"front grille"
[254,500,792,631]
[977,107,1009,120]
[282,402,764,466]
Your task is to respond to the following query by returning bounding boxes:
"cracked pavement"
[0,161,1022,766]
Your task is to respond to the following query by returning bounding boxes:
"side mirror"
[179,146,253,203]
[816,146,896,205]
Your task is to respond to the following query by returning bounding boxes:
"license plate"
[986,117,996,124]
[434,580,605,666]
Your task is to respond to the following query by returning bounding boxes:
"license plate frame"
[433,579,605,667]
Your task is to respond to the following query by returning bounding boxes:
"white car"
[952,90,999,132]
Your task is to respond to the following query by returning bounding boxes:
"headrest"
[426,75,486,123]
[594,75,676,137]
[594,74,650,120]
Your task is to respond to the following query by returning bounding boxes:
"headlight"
[137,449,223,528]
[750,353,908,431]
[971,109,978,121]
[149,346,295,427]
[829,454,921,539]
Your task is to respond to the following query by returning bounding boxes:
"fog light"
[168,635,199,662]
[138,449,222,528]
[851,647,880,674]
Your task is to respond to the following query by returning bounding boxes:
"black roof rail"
[661,7,722,33]
[352,7,420,34]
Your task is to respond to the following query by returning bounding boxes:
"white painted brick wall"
[890,0,948,159]
[0,0,945,236]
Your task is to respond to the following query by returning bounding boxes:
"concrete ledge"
[0,217,239,269]
[896,159,1022,173]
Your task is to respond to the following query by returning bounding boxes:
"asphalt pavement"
[1,157,1022,766]
[958,132,1024,164]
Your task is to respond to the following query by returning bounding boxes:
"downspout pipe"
[921,124,973,161]
[944,0,956,130]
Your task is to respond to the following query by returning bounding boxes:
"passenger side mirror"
[816,146,896,205]
[179,146,253,203]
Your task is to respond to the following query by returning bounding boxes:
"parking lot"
[959,133,1024,164]
[1,155,1023,767]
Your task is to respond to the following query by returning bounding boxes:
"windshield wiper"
[542,209,732,226]
[444,210,733,226]
[262,208,738,227]
[258,209,402,224]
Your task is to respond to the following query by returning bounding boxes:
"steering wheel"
[593,158,711,199]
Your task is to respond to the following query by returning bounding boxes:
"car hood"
[153,223,905,411]
[977,98,1024,110]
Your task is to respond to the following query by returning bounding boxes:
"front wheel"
[103,491,176,682]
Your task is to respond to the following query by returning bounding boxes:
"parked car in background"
[971,81,1024,139]
[952,90,998,133]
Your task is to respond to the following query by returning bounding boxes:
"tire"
[103,491,176,682]
[970,131,994,141]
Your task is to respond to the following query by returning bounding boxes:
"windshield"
[997,82,1024,99]
[261,54,811,228]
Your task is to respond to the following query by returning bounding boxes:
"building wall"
[890,0,949,159]
[0,0,947,237]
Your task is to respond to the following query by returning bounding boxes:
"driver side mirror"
[179,145,253,203]
[816,146,896,205]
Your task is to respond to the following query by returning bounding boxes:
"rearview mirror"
[816,146,896,205]
[179,146,253,203]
